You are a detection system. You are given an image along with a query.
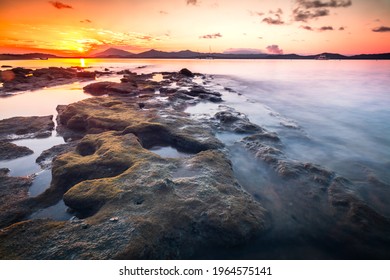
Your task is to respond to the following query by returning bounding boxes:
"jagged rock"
[0,141,33,160]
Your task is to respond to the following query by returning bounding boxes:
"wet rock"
[0,74,270,258]
[214,107,262,133]
[0,115,54,140]
[239,122,390,258]
[0,141,33,160]
[0,67,96,94]
[179,68,194,77]
[36,142,78,169]
[0,169,33,229]
[0,136,268,259]
[83,81,138,96]
[76,71,96,79]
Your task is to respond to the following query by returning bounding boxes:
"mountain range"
[1,48,390,60]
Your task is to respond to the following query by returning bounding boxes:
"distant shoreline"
[1,52,390,61]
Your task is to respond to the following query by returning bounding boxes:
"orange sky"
[0,0,389,56]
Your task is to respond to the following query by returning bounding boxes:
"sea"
[0,58,389,259]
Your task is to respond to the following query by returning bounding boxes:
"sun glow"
[80,58,85,68]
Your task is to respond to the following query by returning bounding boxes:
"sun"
[77,46,85,53]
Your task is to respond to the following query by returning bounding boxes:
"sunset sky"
[0,0,389,56]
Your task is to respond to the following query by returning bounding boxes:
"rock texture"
[0,115,54,140]
[0,67,96,95]
[0,141,33,160]
[0,69,269,259]
[0,168,33,228]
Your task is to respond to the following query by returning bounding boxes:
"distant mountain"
[134,49,201,58]
[349,53,390,60]
[1,49,390,60]
[93,48,134,58]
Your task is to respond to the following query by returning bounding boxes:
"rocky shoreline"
[0,66,389,259]
[0,67,99,96]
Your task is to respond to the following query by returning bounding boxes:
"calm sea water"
[1,58,389,258]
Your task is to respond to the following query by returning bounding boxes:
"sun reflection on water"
[80,58,85,68]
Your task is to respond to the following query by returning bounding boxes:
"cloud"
[266,45,283,54]
[49,1,73,9]
[269,8,283,14]
[372,26,390,32]
[300,25,313,30]
[293,0,351,22]
[262,14,284,25]
[319,26,334,31]
[250,11,265,16]
[186,0,198,5]
[223,48,264,55]
[297,0,352,9]
[199,33,222,39]
[293,8,329,22]
[159,10,169,15]
[339,26,345,30]
[80,19,92,23]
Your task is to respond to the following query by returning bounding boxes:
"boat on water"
[316,54,328,60]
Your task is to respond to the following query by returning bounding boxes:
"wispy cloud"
[49,1,73,9]
[80,19,92,23]
[249,11,265,16]
[269,8,283,14]
[186,0,198,6]
[254,8,285,25]
[300,25,313,30]
[199,32,222,39]
[297,0,352,9]
[159,10,169,15]
[293,0,351,22]
[372,26,390,32]
[319,26,334,31]
[266,45,283,54]
[262,14,284,25]
[293,8,329,22]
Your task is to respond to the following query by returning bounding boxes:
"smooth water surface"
[1,58,389,254]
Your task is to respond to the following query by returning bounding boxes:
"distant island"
[1,48,390,60]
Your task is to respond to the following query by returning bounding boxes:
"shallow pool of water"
[149,146,192,158]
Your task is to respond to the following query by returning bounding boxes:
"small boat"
[316,54,328,60]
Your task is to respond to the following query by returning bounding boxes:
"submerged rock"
[239,122,390,258]
[214,107,263,133]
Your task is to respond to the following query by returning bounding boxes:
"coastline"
[0,65,389,259]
